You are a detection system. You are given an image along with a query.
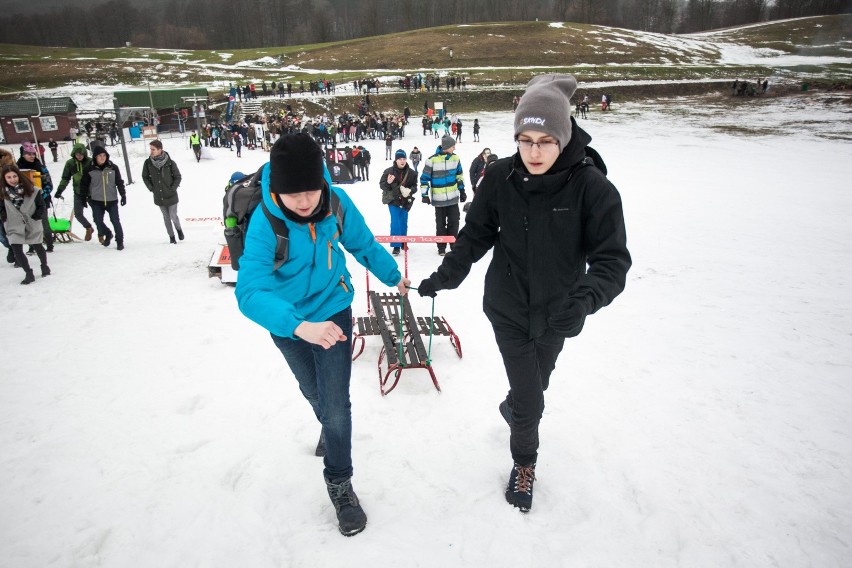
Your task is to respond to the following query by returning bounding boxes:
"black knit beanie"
[269,133,325,194]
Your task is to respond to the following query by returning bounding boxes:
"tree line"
[2,0,849,49]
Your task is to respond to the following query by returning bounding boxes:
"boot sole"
[339,523,366,537]
[505,491,531,513]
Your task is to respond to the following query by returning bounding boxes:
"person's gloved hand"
[120,195,127,206]
[548,299,590,338]
[31,212,42,221]
[417,278,438,298]
[55,194,64,201]
[82,198,89,209]
[459,190,467,203]
[422,196,430,205]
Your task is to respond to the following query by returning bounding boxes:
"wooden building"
[0,97,78,144]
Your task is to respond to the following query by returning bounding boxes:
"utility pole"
[113,97,134,185]
[29,96,42,152]
[182,93,206,135]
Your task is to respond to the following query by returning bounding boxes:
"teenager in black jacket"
[417,75,631,513]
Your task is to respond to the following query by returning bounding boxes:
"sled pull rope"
[400,287,435,365]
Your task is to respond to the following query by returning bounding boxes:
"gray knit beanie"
[441,135,456,152]
[513,74,578,148]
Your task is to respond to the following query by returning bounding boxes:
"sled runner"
[352,288,462,396]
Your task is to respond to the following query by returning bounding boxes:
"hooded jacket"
[142,151,182,206]
[423,117,631,338]
[235,163,401,339]
[80,147,125,205]
[55,143,91,197]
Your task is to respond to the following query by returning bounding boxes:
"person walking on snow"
[142,139,184,244]
[189,130,202,162]
[235,133,410,537]
[54,143,95,242]
[409,146,422,174]
[1,164,51,284]
[419,135,465,256]
[16,142,55,253]
[80,146,126,250]
[380,149,417,255]
[416,75,631,513]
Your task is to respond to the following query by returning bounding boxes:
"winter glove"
[422,196,431,205]
[55,193,64,201]
[31,212,42,221]
[459,190,467,203]
[548,299,590,338]
[120,195,127,206]
[400,187,412,198]
[82,199,89,209]
[417,278,438,298]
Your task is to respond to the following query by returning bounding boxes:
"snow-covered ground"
[1,92,851,567]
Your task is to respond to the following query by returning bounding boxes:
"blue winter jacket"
[236,163,401,339]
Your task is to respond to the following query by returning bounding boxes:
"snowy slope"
[1,94,851,567]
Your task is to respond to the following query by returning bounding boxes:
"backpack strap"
[261,199,291,272]
[261,189,346,272]
[329,190,345,236]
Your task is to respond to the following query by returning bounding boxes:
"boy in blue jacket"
[236,133,409,536]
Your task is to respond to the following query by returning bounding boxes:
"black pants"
[73,194,93,229]
[434,204,460,252]
[39,215,53,249]
[492,325,565,466]
[11,243,47,273]
[90,200,124,244]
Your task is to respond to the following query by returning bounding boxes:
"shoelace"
[328,479,359,507]
[512,465,536,494]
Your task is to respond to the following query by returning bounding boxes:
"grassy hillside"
[0,15,849,100]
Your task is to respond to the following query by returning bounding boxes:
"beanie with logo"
[513,74,578,148]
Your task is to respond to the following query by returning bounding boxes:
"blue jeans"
[271,307,354,480]
[388,205,409,249]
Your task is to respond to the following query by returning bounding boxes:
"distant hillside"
[0,0,848,49]
[0,15,849,99]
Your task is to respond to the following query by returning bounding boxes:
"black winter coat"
[425,118,631,338]
[142,153,182,207]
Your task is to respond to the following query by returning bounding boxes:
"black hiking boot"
[315,428,326,457]
[21,269,35,285]
[170,236,177,244]
[41,264,51,277]
[505,463,536,513]
[325,477,367,536]
[116,240,124,251]
[102,232,113,247]
[499,399,513,426]
[177,229,184,241]
[5,248,13,264]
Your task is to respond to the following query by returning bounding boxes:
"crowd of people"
[1,135,187,284]
[4,74,633,545]
[732,78,769,96]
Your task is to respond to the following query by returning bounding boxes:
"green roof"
[0,97,76,117]
[114,88,209,109]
